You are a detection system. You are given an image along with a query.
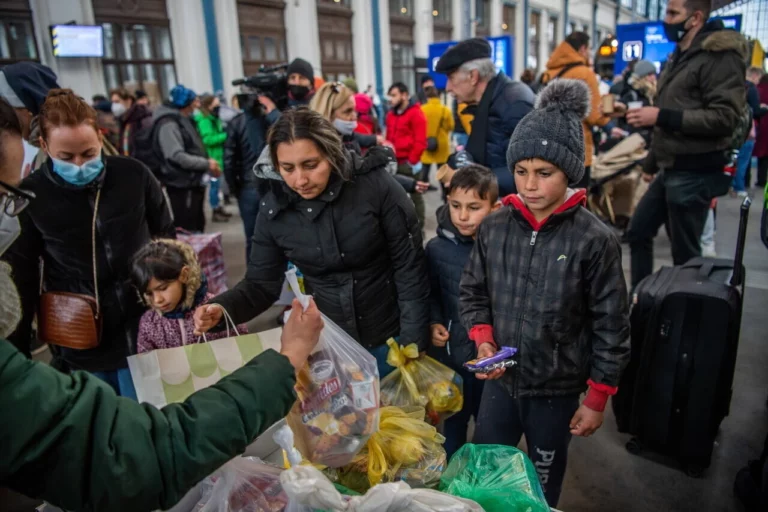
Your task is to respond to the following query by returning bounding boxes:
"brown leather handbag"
[38,189,103,350]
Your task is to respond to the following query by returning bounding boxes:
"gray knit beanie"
[506,79,590,185]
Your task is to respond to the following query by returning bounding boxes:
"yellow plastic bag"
[338,406,448,492]
[380,339,463,425]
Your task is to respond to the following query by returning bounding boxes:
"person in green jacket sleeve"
[195,94,232,222]
[0,97,322,512]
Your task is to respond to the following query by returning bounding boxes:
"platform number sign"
[622,41,643,62]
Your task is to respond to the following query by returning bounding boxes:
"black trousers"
[474,379,580,507]
[757,156,768,187]
[627,170,729,287]
[166,186,206,233]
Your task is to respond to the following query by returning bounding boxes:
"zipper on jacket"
[530,231,538,246]
[512,233,539,397]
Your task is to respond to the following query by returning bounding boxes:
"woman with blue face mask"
[2,89,175,397]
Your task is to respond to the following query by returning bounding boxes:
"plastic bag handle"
[199,304,240,343]
[286,267,310,310]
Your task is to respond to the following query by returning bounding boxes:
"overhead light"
[334,0,341,3]
[433,9,439,16]
[611,39,619,47]
[401,7,407,14]
[502,23,509,30]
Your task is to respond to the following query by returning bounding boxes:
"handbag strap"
[39,187,102,318]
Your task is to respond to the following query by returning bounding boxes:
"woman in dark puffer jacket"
[194,109,430,376]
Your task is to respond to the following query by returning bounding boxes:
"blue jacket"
[466,73,535,197]
[425,204,477,369]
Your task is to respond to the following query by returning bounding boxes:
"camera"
[232,63,289,117]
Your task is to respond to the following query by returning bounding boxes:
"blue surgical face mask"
[50,153,104,186]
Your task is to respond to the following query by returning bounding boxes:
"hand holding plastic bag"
[439,444,549,512]
[281,465,483,512]
[283,269,380,468]
[380,340,463,425]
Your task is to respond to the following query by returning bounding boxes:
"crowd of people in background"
[0,0,765,507]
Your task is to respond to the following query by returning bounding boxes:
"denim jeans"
[367,343,397,380]
[733,139,755,193]
[238,186,260,264]
[209,178,221,209]
[92,368,137,400]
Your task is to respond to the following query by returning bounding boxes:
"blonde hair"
[309,82,354,122]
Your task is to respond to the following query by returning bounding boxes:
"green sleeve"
[196,116,228,149]
[0,341,296,512]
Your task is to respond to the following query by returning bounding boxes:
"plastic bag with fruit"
[283,268,380,468]
[379,339,463,425]
[337,406,447,493]
[438,444,549,512]
[193,457,295,512]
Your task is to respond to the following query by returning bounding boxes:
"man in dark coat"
[436,37,535,197]
[626,0,749,287]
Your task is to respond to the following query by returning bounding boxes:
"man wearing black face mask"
[625,0,748,288]
[286,58,316,107]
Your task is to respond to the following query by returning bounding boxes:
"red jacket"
[386,101,427,165]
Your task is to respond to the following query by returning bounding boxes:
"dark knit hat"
[170,84,197,108]
[632,59,657,79]
[0,62,60,115]
[287,58,314,83]
[435,38,492,74]
[506,79,590,185]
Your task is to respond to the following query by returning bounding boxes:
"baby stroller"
[588,133,649,236]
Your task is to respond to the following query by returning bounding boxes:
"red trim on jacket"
[582,379,619,412]
[502,189,587,231]
[469,324,497,349]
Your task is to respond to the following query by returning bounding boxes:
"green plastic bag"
[439,444,549,512]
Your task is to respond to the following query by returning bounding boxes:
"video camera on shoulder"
[233,63,289,117]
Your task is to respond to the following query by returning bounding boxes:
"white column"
[452,0,464,40]
[284,0,322,77]
[539,10,548,77]
[414,0,435,58]
[351,0,376,91]
[167,0,213,93]
[514,1,525,79]
[469,0,477,37]
[490,0,504,36]
[378,0,393,92]
[29,0,106,101]
[214,0,245,103]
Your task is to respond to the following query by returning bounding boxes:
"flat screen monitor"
[51,25,104,58]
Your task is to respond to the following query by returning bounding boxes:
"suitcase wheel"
[626,438,643,455]
[684,463,705,478]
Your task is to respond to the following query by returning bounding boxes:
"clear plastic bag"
[339,406,447,492]
[283,269,380,468]
[281,465,483,512]
[194,457,290,512]
[380,340,463,425]
[438,444,549,512]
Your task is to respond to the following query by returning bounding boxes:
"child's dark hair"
[448,164,499,203]
[131,241,187,294]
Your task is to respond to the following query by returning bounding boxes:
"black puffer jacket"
[459,190,630,397]
[223,111,263,196]
[425,205,476,369]
[212,146,430,350]
[4,156,175,371]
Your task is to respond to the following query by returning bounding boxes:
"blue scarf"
[162,273,208,319]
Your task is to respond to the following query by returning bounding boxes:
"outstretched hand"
[280,297,324,370]
[193,304,224,336]
[475,343,505,380]
[569,404,604,437]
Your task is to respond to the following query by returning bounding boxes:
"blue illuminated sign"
[614,15,742,77]
[428,35,515,90]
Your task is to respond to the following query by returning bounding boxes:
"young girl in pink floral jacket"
[132,239,246,353]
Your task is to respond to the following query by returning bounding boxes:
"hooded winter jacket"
[425,204,477,369]
[3,156,175,371]
[544,42,611,167]
[385,99,428,165]
[195,112,227,169]
[211,146,431,350]
[459,190,630,398]
[153,104,209,189]
[646,20,749,173]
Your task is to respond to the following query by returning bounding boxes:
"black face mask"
[663,15,693,43]
[211,106,221,117]
[289,85,311,101]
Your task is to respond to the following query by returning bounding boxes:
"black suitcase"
[613,197,751,476]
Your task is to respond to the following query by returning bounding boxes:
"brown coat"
[544,42,610,167]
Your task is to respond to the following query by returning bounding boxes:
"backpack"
[132,114,180,179]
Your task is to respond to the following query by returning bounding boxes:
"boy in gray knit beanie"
[459,79,630,507]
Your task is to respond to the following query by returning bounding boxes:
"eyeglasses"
[0,179,36,217]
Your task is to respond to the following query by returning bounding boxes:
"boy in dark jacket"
[459,79,630,507]
[425,165,500,458]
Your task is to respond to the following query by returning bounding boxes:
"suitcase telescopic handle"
[730,197,751,287]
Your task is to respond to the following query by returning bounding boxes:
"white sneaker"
[701,241,717,258]
[736,191,749,199]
